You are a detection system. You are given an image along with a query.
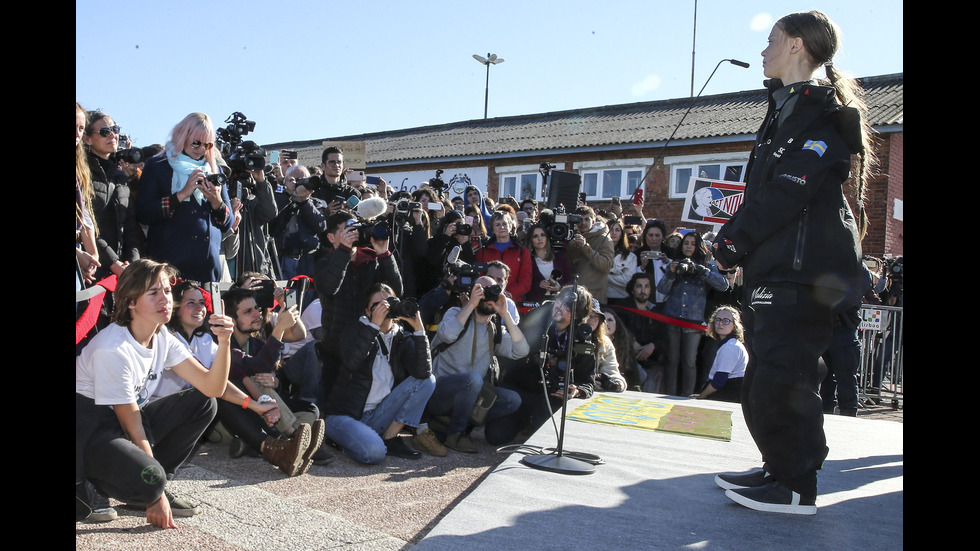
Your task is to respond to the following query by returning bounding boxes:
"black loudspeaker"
[546,171,582,210]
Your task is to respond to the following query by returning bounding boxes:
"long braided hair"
[777,10,877,239]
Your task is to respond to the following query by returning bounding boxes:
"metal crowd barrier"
[856,304,903,409]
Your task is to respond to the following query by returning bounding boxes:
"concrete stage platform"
[415,391,904,551]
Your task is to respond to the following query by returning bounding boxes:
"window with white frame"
[573,158,653,201]
[497,165,546,202]
[666,154,749,200]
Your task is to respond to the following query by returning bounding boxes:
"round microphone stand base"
[520,453,596,475]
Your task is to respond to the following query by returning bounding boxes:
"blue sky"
[76,0,903,148]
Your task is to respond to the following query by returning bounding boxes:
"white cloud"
[750,13,772,32]
[631,75,662,97]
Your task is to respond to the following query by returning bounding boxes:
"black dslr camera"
[109,148,144,164]
[385,296,419,319]
[674,258,705,278]
[346,218,390,247]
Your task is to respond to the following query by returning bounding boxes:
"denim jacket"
[657,262,729,323]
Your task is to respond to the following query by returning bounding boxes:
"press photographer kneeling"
[426,276,528,453]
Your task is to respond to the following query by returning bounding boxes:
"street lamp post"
[473,52,504,119]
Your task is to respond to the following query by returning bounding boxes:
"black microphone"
[728,59,750,68]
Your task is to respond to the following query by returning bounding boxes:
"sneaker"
[385,436,422,460]
[261,424,311,476]
[444,432,477,454]
[311,445,337,465]
[413,429,448,457]
[166,489,202,517]
[725,481,817,515]
[714,467,773,490]
[85,491,117,523]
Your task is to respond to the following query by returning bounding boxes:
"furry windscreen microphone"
[448,245,461,265]
[356,196,388,220]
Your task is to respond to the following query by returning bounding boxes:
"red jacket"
[475,239,533,302]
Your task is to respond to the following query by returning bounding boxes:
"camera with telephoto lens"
[482,284,502,303]
[385,296,419,319]
[109,148,144,164]
[295,175,321,192]
[346,218,390,247]
[454,222,473,236]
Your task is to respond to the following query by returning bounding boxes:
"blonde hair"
[167,112,215,160]
[76,102,96,235]
[705,306,744,342]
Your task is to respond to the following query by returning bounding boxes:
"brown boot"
[261,424,311,476]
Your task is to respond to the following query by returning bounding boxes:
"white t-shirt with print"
[76,323,194,408]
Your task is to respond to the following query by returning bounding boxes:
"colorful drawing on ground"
[568,395,733,441]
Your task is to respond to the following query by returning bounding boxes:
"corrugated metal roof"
[269,73,902,164]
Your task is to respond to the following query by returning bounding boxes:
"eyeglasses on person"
[89,125,121,137]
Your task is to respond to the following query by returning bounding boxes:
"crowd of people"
[76,9,903,526]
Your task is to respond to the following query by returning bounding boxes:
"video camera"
[884,256,903,283]
[538,206,582,248]
[427,169,448,195]
[215,112,267,199]
[394,199,423,223]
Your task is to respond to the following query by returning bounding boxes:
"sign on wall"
[681,177,746,226]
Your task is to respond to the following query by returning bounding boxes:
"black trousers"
[741,283,843,498]
[81,389,217,505]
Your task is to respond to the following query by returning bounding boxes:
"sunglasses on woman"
[190,141,214,151]
[90,125,121,137]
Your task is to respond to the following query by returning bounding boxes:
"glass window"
[580,167,647,200]
[499,173,540,201]
[670,161,747,199]
[601,170,622,198]
[520,174,537,201]
[583,173,598,197]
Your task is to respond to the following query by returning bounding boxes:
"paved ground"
[76,400,901,550]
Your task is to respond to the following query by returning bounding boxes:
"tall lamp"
[473,53,505,119]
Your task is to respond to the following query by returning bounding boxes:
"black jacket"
[713,80,863,292]
[324,319,431,419]
[88,152,143,276]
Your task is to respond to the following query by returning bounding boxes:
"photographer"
[312,146,361,215]
[565,206,615,303]
[136,112,233,284]
[314,210,403,395]
[475,211,533,302]
[386,195,432,299]
[322,283,438,464]
[507,285,598,434]
[269,165,328,281]
[230,165,279,279]
[657,231,729,396]
[636,219,670,309]
[427,277,528,452]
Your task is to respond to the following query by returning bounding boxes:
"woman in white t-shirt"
[691,306,747,403]
[76,259,279,529]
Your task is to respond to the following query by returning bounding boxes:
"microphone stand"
[521,276,596,475]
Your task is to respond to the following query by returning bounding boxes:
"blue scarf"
[166,142,211,204]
